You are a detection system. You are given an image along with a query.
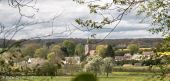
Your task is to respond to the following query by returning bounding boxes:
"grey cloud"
[0,0,162,39]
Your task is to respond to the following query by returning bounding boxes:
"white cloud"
[0,0,162,39]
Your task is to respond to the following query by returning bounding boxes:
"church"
[84,38,96,56]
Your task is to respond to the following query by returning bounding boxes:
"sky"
[0,0,162,40]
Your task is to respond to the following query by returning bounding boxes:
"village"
[2,39,156,76]
[1,0,170,81]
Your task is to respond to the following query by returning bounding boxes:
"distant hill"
[21,38,163,48]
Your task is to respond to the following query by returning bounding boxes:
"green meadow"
[6,72,170,81]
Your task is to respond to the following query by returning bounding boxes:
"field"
[6,72,170,81]
[113,66,161,72]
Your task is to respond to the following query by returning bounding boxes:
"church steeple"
[85,37,90,55]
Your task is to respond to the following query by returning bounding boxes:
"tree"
[62,40,76,56]
[157,37,170,52]
[21,43,41,58]
[36,62,59,76]
[47,53,63,65]
[75,43,85,56]
[34,47,48,59]
[95,45,115,58]
[50,45,63,55]
[84,56,103,77]
[102,57,113,77]
[105,45,115,57]
[95,45,107,58]
[47,45,64,64]
[127,44,139,55]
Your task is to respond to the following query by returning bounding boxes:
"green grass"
[113,66,161,72]
[6,72,170,81]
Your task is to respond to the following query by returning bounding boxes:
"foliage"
[95,45,107,58]
[102,57,113,77]
[105,45,115,57]
[127,44,139,55]
[96,45,115,58]
[142,59,162,66]
[152,38,170,77]
[115,60,140,66]
[48,45,64,64]
[136,0,170,36]
[84,56,103,76]
[75,43,85,56]
[62,40,76,56]
[47,52,63,65]
[0,52,20,75]
[34,47,48,59]
[73,0,170,37]
[35,62,59,76]
[21,43,41,58]
[51,45,64,57]
[156,37,170,52]
[5,50,23,63]
[50,45,60,52]
[72,73,97,81]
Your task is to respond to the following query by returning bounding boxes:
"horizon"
[1,37,164,41]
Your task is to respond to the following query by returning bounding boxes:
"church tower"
[85,38,90,55]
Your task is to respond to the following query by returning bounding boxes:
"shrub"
[115,60,140,66]
[34,62,59,76]
[72,73,97,81]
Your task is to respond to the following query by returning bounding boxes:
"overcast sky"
[0,0,162,39]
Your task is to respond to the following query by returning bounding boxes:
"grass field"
[6,72,170,81]
[113,66,161,72]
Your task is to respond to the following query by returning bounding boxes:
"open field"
[6,72,170,81]
[113,66,161,72]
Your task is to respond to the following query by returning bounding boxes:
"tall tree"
[102,57,113,77]
[84,56,103,77]
[50,45,64,60]
[105,45,115,57]
[62,40,76,56]
[47,52,63,65]
[75,43,85,56]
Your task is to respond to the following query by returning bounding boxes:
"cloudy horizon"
[0,0,162,40]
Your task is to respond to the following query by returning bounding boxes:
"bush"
[34,62,59,76]
[142,59,162,66]
[115,60,140,66]
[72,73,97,81]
